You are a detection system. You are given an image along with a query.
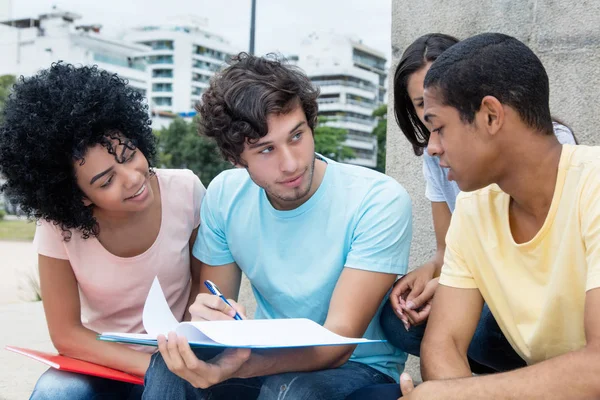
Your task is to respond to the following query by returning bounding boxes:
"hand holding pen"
[188,280,246,321]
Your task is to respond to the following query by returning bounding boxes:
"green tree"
[313,119,355,161]
[155,118,231,185]
[0,75,16,123]
[372,104,387,172]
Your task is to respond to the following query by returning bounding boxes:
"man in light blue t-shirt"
[142,53,412,399]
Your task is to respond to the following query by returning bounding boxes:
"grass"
[0,218,36,241]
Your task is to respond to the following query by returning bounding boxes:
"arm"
[428,201,452,276]
[412,288,600,399]
[184,227,202,321]
[390,201,452,326]
[160,266,397,388]
[420,284,483,380]
[234,268,397,378]
[40,255,151,376]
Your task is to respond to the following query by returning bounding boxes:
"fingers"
[189,294,237,321]
[406,278,439,311]
[227,299,248,319]
[399,373,414,395]
[404,302,432,326]
[391,276,411,302]
[211,348,251,377]
[405,281,426,307]
[160,333,223,389]
[397,297,412,330]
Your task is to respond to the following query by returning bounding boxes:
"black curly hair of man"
[196,52,320,166]
[0,63,156,239]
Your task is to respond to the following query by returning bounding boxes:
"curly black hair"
[0,63,156,239]
[196,52,320,166]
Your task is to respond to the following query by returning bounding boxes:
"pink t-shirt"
[34,169,205,351]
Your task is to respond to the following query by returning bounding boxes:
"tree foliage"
[372,104,387,172]
[0,75,16,124]
[154,118,231,185]
[313,119,355,161]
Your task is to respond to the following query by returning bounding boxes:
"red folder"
[5,346,144,385]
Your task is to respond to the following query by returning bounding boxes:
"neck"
[496,133,563,218]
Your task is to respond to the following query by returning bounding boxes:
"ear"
[82,197,93,207]
[479,95,504,136]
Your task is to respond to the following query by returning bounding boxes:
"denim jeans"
[30,368,144,400]
[142,348,396,400]
[379,301,527,373]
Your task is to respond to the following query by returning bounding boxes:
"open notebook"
[98,277,385,349]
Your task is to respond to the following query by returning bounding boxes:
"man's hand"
[189,294,247,321]
[399,373,438,399]
[157,333,250,388]
[390,263,438,328]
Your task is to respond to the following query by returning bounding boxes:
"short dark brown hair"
[196,53,320,165]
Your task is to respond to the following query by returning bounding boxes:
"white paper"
[176,318,372,348]
[101,277,383,349]
[142,277,180,337]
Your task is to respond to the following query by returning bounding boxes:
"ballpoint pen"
[204,280,243,320]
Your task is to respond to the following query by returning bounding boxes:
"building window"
[152,83,173,92]
[353,148,375,159]
[311,75,376,91]
[346,94,375,107]
[352,49,386,71]
[192,59,221,72]
[192,72,211,84]
[145,40,174,50]
[193,45,230,62]
[152,68,173,78]
[93,53,145,71]
[191,87,204,96]
[153,97,172,106]
[148,55,173,64]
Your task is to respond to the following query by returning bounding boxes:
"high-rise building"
[122,17,240,127]
[299,33,387,169]
[0,9,150,95]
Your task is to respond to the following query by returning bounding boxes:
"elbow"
[326,347,355,369]
[49,329,81,357]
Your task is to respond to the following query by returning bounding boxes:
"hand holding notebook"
[99,277,385,349]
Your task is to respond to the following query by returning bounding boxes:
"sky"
[8,0,392,63]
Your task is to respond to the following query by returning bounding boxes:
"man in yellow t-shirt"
[398,33,600,399]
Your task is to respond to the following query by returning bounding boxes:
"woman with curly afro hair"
[0,63,206,399]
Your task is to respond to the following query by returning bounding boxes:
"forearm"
[52,325,151,376]
[429,249,445,277]
[184,279,201,321]
[235,345,355,379]
[423,347,600,399]
[421,337,471,380]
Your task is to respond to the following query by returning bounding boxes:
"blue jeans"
[380,301,527,373]
[142,348,396,400]
[30,368,144,400]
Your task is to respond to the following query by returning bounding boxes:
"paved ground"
[0,240,420,399]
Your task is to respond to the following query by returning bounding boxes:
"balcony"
[312,79,376,91]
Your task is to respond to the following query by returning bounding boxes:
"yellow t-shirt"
[439,144,600,365]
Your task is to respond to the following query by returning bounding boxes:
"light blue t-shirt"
[193,156,413,381]
[423,122,577,212]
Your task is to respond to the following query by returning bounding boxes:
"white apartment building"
[122,17,240,126]
[0,9,150,95]
[299,33,387,168]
